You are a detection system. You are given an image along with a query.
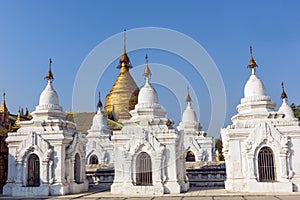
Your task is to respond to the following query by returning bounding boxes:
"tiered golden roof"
[104,31,139,123]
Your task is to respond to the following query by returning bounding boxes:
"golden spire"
[97,92,103,110]
[281,82,288,99]
[45,58,54,81]
[248,46,258,69]
[186,86,192,102]
[144,54,152,78]
[0,90,8,113]
[14,107,21,127]
[104,29,139,124]
[118,29,132,71]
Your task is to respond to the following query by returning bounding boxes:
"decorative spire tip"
[281,82,288,99]
[186,86,192,103]
[143,54,152,78]
[123,29,127,53]
[45,58,54,81]
[97,91,103,110]
[248,45,258,70]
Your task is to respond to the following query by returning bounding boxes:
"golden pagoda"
[104,30,139,123]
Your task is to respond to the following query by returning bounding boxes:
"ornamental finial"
[123,29,126,53]
[186,86,192,103]
[144,54,152,78]
[248,46,258,72]
[281,82,288,99]
[97,91,103,110]
[45,58,54,81]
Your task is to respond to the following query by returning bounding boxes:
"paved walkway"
[1,188,300,200]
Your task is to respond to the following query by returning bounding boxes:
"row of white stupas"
[221,47,300,192]
[3,53,214,196]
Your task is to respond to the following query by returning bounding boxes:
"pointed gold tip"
[281,82,288,99]
[45,58,54,80]
[186,86,192,102]
[118,30,132,70]
[248,46,258,69]
[144,54,152,77]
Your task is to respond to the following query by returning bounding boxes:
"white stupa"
[177,88,214,162]
[111,55,189,195]
[86,92,113,165]
[3,59,88,196]
[221,47,300,192]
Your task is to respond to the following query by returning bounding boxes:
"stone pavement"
[1,188,300,200]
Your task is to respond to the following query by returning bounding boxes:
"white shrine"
[221,47,300,192]
[3,61,88,196]
[110,55,189,195]
[86,93,114,165]
[177,90,214,162]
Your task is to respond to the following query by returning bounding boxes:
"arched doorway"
[186,151,195,162]
[74,153,81,184]
[27,154,40,186]
[258,146,276,182]
[136,152,152,186]
[89,155,98,164]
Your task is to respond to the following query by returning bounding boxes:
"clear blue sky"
[0,1,300,138]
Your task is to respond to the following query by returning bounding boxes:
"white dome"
[138,81,159,105]
[182,102,198,123]
[39,80,59,106]
[279,99,294,119]
[244,74,266,98]
[91,108,109,130]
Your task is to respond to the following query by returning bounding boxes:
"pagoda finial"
[118,29,132,70]
[123,29,126,53]
[248,46,258,74]
[97,91,103,110]
[45,58,54,81]
[144,54,152,82]
[186,86,192,103]
[281,82,288,99]
[0,90,7,113]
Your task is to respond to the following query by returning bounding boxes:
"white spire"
[279,82,294,119]
[138,54,159,105]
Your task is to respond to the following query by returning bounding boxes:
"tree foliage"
[215,138,224,161]
[290,103,300,120]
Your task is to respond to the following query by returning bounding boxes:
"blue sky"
[0,1,300,138]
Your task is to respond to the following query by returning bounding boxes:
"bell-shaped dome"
[39,80,59,106]
[279,99,294,119]
[90,108,109,130]
[138,81,159,105]
[244,74,266,98]
[182,102,198,123]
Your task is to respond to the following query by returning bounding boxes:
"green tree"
[290,103,300,120]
